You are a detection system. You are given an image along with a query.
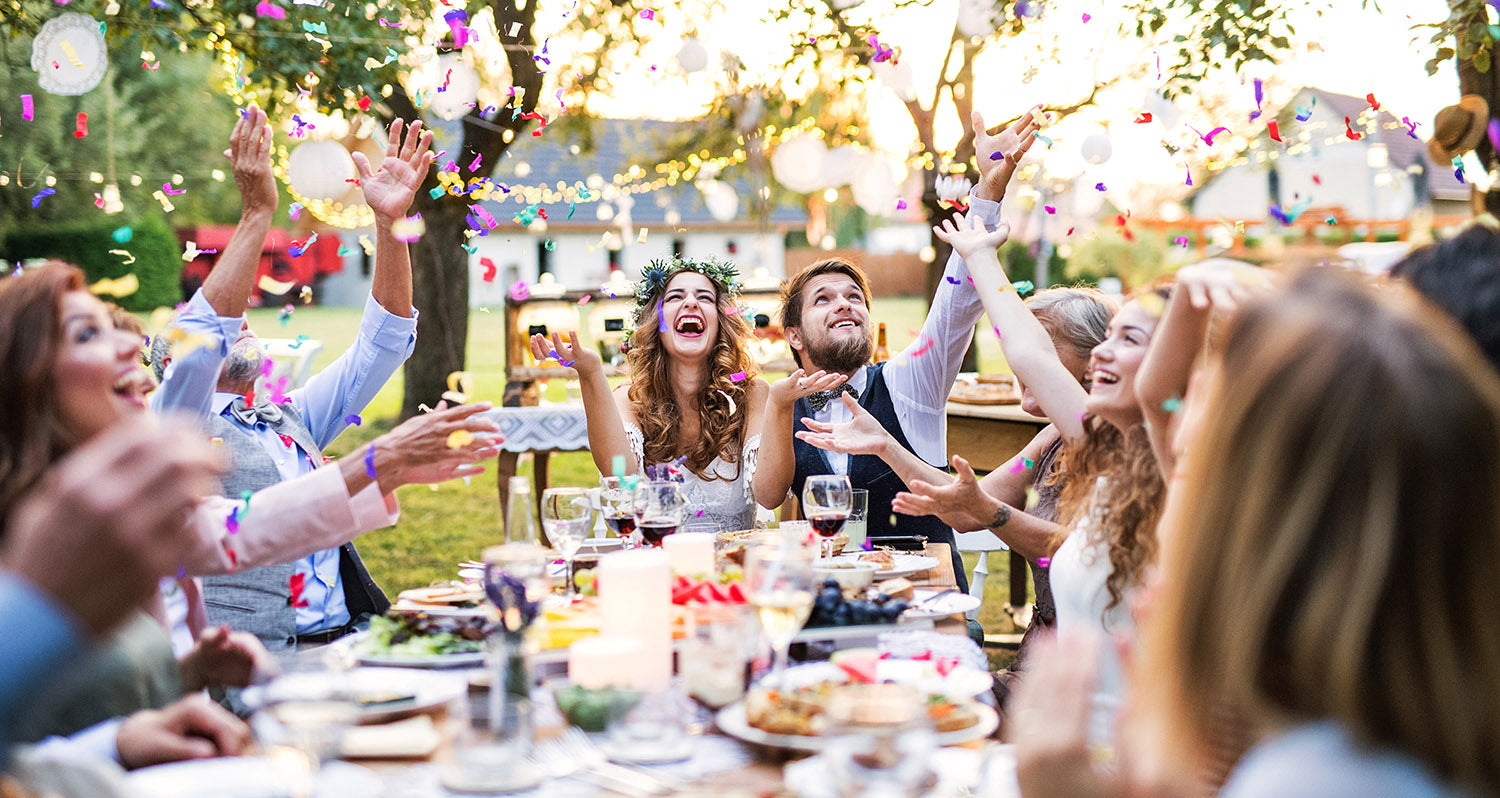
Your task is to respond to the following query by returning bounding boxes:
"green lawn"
[242,299,1025,639]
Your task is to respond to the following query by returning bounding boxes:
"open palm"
[353,118,435,222]
[973,108,1041,201]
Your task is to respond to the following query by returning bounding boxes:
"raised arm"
[202,104,277,318]
[753,369,850,509]
[934,214,1091,443]
[352,118,434,318]
[1136,259,1272,477]
[533,331,633,476]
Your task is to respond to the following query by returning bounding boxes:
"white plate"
[773,659,993,699]
[902,589,982,620]
[344,630,488,669]
[715,700,997,753]
[129,758,380,798]
[826,552,939,579]
[243,667,467,724]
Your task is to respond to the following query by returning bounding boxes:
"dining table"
[307,542,1004,797]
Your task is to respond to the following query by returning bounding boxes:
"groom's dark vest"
[792,362,967,592]
[203,404,389,651]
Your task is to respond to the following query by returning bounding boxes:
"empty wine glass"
[637,481,685,548]
[744,545,816,688]
[803,475,853,559]
[542,487,593,601]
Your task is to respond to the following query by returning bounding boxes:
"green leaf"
[1477,47,1492,72]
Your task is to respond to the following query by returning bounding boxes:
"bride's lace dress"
[623,423,761,532]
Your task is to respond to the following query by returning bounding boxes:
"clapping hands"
[353,118,436,224]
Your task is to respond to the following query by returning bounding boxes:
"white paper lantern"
[850,153,901,217]
[700,181,740,222]
[770,133,829,194]
[676,38,709,73]
[870,60,917,102]
[1081,131,1113,165]
[819,146,859,189]
[427,52,480,121]
[286,140,356,202]
[956,0,999,37]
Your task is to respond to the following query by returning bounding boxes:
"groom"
[770,110,1040,591]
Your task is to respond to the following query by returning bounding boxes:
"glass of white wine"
[744,544,817,689]
[542,487,593,602]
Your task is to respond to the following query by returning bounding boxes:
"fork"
[558,727,690,793]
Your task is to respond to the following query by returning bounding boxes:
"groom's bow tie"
[806,383,858,413]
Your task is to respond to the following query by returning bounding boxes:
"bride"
[532,257,843,530]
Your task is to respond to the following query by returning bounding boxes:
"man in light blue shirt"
[155,118,436,651]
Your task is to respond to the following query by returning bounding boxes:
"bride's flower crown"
[631,255,741,326]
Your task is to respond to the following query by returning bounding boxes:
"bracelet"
[986,502,1012,530]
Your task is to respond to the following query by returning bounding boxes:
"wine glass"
[803,475,853,559]
[252,649,359,794]
[542,487,593,602]
[599,476,640,545]
[744,545,816,688]
[637,481,685,548]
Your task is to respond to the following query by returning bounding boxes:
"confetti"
[1185,166,1193,187]
[896,199,908,210]
[1036,556,1051,568]
[1008,457,1034,474]
[1344,116,1362,140]
[1081,12,1091,21]
[1134,112,1152,124]
[910,336,934,357]
[255,0,286,17]
[1248,78,1264,122]
[443,370,474,404]
[89,273,139,297]
[945,276,962,285]
[657,299,667,333]
[1325,216,1337,225]
[177,563,186,579]
[257,274,295,295]
[365,445,377,479]
[277,304,293,325]
[1043,205,1056,214]
[1268,120,1282,142]
[1190,125,1228,146]
[640,8,654,19]
[637,228,649,244]
[1366,92,1380,111]
[301,20,327,34]
[718,389,737,416]
[1401,116,1419,139]
[288,573,307,608]
[267,376,290,405]
[508,280,529,301]
[289,334,310,349]
[111,226,132,243]
[108,249,135,264]
[480,257,497,282]
[1011,280,1034,295]
[544,239,556,251]
[277,433,295,448]
[577,295,591,305]
[153,190,175,212]
[1161,396,1183,412]
[1034,133,1053,147]
[288,201,303,221]
[730,370,748,382]
[260,358,274,378]
[30,187,55,207]
[73,112,88,138]
[21,94,33,121]
[1094,182,1107,192]
[447,430,475,449]
[1174,236,1189,247]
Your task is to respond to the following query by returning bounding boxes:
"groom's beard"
[222,338,266,385]
[803,330,872,376]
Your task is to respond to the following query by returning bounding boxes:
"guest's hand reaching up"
[892,454,1006,533]
[796,392,893,457]
[770,368,848,409]
[974,108,1042,203]
[365,401,502,491]
[1173,258,1275,312]
[225,103,277,217]
[933,211,1012,265]
[353,118,435,224]
[531,330,603,379]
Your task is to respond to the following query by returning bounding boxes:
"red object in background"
[178,227,344,303]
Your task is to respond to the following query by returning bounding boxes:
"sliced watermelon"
[832,650,880,684]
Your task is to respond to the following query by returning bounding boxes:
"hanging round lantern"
[700,181,740,222]
[427,52,481,121]
[677,38,709,73]
[819,146,859,189]
[770,133,829,194]
[286,140,356,202]
[1081,130,1113,165]
[850,152,901,217]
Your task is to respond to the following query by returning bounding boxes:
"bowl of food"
[812,560,880,591]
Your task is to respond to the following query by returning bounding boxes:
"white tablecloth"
[481,405,589,453]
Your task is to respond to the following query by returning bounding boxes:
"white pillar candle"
[597,548,672,691]
[662,532,715,578]
[568,636,645,690]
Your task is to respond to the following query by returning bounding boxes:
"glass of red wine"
[599,476,642,547]
[637,481,685,548]
[803,475,852,559]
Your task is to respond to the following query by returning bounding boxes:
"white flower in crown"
[935,175,973,205]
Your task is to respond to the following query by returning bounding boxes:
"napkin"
[340,715,442,759]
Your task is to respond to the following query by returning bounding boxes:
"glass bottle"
[506,476,548,547]
[873,322,890,363]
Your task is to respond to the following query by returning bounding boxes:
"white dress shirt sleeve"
[879,191,1001,465]
[292,294,418,448]
[151,288,245,423]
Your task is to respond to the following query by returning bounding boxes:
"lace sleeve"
[740,433,761,504]
[623,422,646,472]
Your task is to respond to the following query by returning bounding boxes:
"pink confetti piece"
[508,280,530,301]
[480,258,497,283]
[469,204,498,229]
[729,371,747,382]
[1174,236,1189,247]
[468,153,482,172]
[1008,457,1032,474]
[162,182,185,196]
[724,305,740,316]
[21,94,33,121]
[267,376,290,405]
[1036,557,1051,568]
[910,336,934,357]
[640,8,654,19]
[255,0,285,18]
[259,358,274,377]
[1043,205,1056,214]
[577,295,591,305]
[1081,12,1091,22]
[896,199,907,210]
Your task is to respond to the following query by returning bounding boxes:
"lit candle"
[568,636,644,690]
[662,532,715,578]
[597,548,672,691]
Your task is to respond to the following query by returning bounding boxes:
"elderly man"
[153,117,435,652]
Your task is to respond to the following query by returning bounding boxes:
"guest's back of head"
[1025,286,1119,364]
[1391,222,1500,374]
[1142,267,1500,792]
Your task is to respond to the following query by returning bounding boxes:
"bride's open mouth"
[675,314,706,338]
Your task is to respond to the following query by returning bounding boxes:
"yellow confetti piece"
[89,273,139,298]
[637,228,649,244]
[210,437,224,447]
[1136,292,1167,318]
[299,285,314,304]
[358,235,375,256]
[108,249,135,265]
[164,328,210,359]
[153,190,175,212]
[257,274,296,295]
[391,217,425,242]
[442,371,474,404]
[417,403,434,414]
[447,430,475,449]
[60,40,85,69]
[1024,487,1040,511]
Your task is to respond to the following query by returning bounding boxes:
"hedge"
[2,217,182,312]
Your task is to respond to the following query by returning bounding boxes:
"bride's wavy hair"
[627,268,759,481]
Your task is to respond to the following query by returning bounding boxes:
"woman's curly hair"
[1052,419,1166,613]
[627,276,759,481]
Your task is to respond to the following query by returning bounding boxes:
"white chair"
[953,529,1010,621]
[260,338,324,389]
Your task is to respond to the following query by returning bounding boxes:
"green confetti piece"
[1011,280,1035,295]
[429,186,446,199]
[1162,396,1183,412]
[612,454,626,477]
[1034,134,1054,147]
[544,239,556,251]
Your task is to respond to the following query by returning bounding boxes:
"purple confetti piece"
[1488,119,1500,154]
[730,371,747,382]
[177,563,186,579]
[1094,182,1106,192]
[657,299,667,333]
[31,187,55,207]
[1248,78,1264,122]
[861,538,874,551]
[345,414,362,426]
[260,358,274,377]
[989,152,1004,161]
[365,445,378,479]
[225,507,239,535]
[945,276,962,285]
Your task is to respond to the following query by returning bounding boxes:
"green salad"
[355,613,492,658]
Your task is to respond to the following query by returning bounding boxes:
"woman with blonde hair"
[535,257,841,530]
[1013,268,1500,797]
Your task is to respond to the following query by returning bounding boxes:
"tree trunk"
[1458,58,1500,215]
[401,194,472,418]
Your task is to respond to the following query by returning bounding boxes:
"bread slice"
[876,577,915,602]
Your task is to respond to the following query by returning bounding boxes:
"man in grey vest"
[153,119,436,651]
